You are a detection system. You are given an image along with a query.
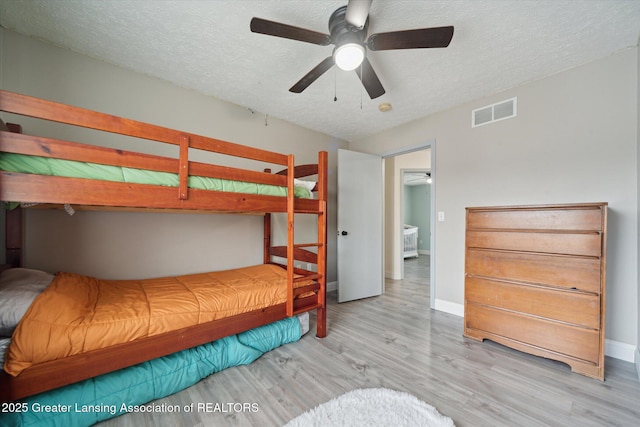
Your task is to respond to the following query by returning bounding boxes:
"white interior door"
[337,149,383,302]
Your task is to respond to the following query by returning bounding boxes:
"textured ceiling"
[2,0,640,142]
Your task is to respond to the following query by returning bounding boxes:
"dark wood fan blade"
[354,57,385,99]
[251,17,331,46]
[367,26,454,51]
[289,57,335,93]
[345,0,372,29]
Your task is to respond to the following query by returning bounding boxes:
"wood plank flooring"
[102,256,640,426]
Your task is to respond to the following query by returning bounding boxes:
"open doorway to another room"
[402,169,431,288]
[383,148,433,306]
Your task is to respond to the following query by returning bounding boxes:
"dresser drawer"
[466,248,601,294]
[466,207,604,231]
[465,276,600,329]
[465,304,601,364]
[466,230,601,257]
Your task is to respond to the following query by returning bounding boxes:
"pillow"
[294,178,317,191]
[0,337,10,366]
[0,268,54,336]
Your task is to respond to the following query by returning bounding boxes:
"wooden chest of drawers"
[463,203,607,379]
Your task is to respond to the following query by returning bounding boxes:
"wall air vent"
[472,97,517,127]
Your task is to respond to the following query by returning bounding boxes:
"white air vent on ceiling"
[472,97,517,127]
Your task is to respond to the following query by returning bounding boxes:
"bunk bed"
[0,90,328,404]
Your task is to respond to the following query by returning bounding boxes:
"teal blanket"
[0,317,301,427]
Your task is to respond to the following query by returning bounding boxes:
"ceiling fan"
[405,172,432,185]
[250,0,454,99]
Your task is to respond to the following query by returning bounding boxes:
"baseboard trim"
[433,299,635,363]
[385,271,401,280]
[434,299,464,317]
[327,281,337,293]
[604,339,636,363]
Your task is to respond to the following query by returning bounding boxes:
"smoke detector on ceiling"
[378,102,392,112]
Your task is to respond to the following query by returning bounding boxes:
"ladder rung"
[293,297,320,314]
[294,243,324,248]
[293,274,322,283]
[293,283,320,296]
[293,305,320,316]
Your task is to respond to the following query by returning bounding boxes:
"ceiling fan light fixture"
[333,42,365,71]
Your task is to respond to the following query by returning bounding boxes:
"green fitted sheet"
[0,153,311,199]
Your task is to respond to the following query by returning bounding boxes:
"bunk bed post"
[316,151,328,338]
[263,212,271,264]
[2,120,24,267]
[5,207,23,267]
[263,168,272,265]
[178,134,189,200]
[286,155,295,317]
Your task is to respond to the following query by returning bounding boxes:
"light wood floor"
[102,256,640,426]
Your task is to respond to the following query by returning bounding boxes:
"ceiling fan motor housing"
[329,6,368,49]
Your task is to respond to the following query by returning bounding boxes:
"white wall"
[351,48,639,353]
[0,28,347,281]
[405,184,431,253]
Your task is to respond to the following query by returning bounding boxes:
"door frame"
[381,140,436,309]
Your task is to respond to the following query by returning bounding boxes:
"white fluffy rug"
[284,388,455,427]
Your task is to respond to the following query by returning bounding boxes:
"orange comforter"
[5,264,301,376]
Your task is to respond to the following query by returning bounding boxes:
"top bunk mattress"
[4,263,311,377]
[0,152,313,201]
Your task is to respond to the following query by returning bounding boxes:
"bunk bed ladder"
[263,151,328,337]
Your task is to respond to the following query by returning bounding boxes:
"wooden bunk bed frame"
[0,90,328,402]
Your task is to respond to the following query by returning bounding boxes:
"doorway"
[382,143,434,308]
[401,168,431,301]
[402,168,431,265]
